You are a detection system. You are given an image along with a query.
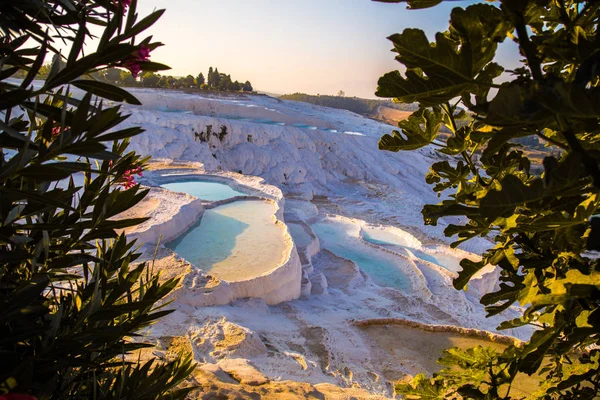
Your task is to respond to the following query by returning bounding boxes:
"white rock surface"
[118,89,531,398]
[126,186,204,245]
[136,171,302,306]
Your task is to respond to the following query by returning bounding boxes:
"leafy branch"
[0,1,193,398]
[375,0,600,398]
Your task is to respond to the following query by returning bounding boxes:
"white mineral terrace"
[167,199,288,282]
[116,89,532,397]
[126,168,301,306]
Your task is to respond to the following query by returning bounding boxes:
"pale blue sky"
[136,0,521,98]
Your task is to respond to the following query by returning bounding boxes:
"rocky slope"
[113,90,530,398]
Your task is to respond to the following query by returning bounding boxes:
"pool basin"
[161,180,245,201]
[166,200,288,282]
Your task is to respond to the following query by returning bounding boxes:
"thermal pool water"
[362,226,468,274]
[161,180,245,201]
[311,219,413,292]
[166,200,288,281]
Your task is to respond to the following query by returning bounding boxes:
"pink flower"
[120,44,152,78]
[51,126,63,139]
[123,61,141,78]
[0,394,37,400]
[137,44,150,61]
[119,166,144,189]
[114,0,132,12]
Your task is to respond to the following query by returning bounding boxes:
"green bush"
[0,1,194,398]
[376,0,600,398]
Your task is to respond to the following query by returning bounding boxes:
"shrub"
[0,1,194,398]
[376,0,600,398]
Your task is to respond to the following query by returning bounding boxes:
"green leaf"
[425,160,470,192]
[379,107,442,151]
[454,259,486,290]
[18,162,90,181]
[72,80,141,105]
[96,127,144,142]
[422,201,479,226]
[395,374,447,399]
[440,126,470,155]
[482,282,523,317]
[122,9,165,39]
[575,310,593,328]
[22,41,47,89]
[98,217,149,230]
[480,174,545,220]
[376,4,509,106]
[98,6,122,50]
[0,187,76,211]
[136,61,171,73]
[482,127,532,159]
[47,44,135,87]
[519,326,561,374]
[0,3,194,398]
[538,82,600,119]
[552,351,600,392]
[497,315,533,330]
[376,30,471,105]
[21,102,75,126]
[0,119,33,144]
[67,17,87,67]
[457,385,486,399]
[445,222,489,248]
[47,254,101,270]
[63,141,115,159]
[436,346,497,389]
[486,83,551,127]
[372,0,443,10]
[0,88,34,111]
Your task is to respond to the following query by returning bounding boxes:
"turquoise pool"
[362,227,465,273]
[166,200,287,281]
[311,219,413,292]
[161,180,245,201]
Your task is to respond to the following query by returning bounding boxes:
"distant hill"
[279,93,418,122]
[376,106,413,125]
[256,91,284,97]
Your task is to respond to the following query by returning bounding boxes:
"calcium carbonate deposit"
[114,89,531,398]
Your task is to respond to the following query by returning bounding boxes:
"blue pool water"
[161,180,245,201]
[311,220,412,291]
[193,115,326,130]
[166,200,287,281]
[422,246,464,273]
[362,232,437,263]
[362,229,457,272]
